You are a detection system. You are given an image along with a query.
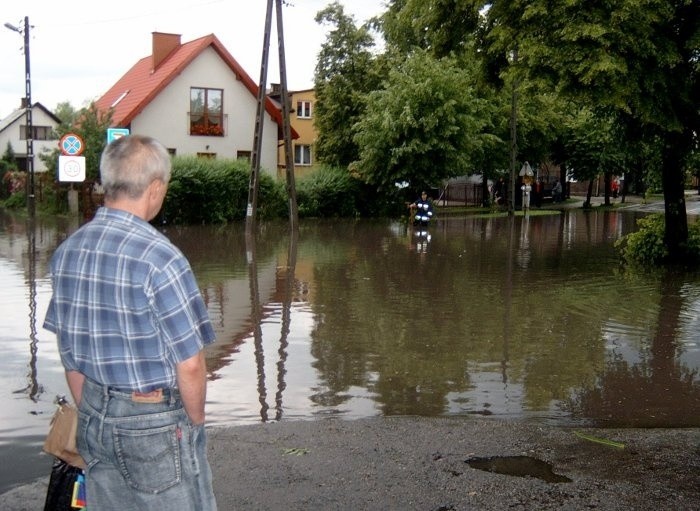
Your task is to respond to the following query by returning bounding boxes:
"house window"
[296,101,312,119]
[236,151,251,161]
[196,152,217,159]
[21,125,53,141]
[294,144,312,166]
[190,87,224,136]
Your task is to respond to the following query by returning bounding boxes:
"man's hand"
[65,370,85,406]
[176,351,208,425]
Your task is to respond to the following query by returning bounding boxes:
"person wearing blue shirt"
[410,191,434,226]
[44,135,217,511]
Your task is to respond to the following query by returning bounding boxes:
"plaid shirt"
[44,207,215,392]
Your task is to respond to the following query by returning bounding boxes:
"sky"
[0,0,386,119]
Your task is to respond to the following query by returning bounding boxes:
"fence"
[438,179,485,207]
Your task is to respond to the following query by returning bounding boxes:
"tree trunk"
[559,163,567,200]
[603,171,612,206]
[661,130,690,263]
[482,174,490,207]
[584,179,594,208]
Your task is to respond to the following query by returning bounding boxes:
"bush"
[296,166,361,218]
[161,157,286,224]
[617,213,700,267]
[295,166,407,218]
[3,190,26,209]
[154,158,405,224]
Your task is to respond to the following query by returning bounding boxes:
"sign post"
[58,133,86,214]
[107,128,129,144]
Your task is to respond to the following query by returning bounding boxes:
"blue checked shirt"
[44,207,216,392]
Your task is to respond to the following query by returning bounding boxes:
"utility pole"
[4,16,34,213]
[246,0,274,233]
[276,0,298,230]
[246,0,298,232]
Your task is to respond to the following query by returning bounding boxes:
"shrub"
[161,156,286,224]
[617,213,700,267]
[294,166,405,218]
[3,190,26,209]
[296,166,360,218]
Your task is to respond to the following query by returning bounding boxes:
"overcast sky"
[0,0,386,119]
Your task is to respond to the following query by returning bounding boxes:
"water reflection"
[2,208,700,490]
[566,274,700,426]
[19,213,41,402]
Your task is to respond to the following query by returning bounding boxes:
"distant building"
[95,32,297,176]
[0,100,61,173]
[269,85,319,179]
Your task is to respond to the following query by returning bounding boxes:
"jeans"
[77,378,217,511]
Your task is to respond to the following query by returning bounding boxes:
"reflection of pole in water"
[275,230,297,420]
[502,215,515,386]
[18,213,41,401]
[516,213,531,269]
[246,230,269,422]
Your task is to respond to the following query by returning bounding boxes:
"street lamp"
[4,16,34,210]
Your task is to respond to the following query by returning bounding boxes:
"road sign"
[59,134,85,156]
[107,128,130,144]
[58,155,86,182]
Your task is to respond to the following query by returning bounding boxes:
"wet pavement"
[2,418,699,510]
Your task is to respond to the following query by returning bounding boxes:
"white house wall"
[130,48,279,175]
[0,106,59,173]
[32,107,60,172]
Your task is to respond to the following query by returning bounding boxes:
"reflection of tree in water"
[566,275,700,427]
[308,224,471,416]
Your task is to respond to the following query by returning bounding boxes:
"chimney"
[152,32,181,70]
[20,98,29,109]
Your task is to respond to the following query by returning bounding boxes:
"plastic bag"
[43,458,85,510]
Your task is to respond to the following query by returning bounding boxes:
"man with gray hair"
[44,134,217,510]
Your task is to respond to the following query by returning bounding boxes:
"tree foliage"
[484,0,700,262]
[313,2,385,167]
[380,0,483,58]
[39,102,113,181]
[562,108,626,198]
[352,50,487,191]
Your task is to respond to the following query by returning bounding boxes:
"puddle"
[465,455,572,483]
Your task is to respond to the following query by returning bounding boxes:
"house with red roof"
[95,32,292,175]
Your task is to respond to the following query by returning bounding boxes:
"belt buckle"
[131,389,164,403]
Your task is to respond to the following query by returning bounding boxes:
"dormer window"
[190,87,224,136]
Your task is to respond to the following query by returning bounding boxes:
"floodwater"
[1,207,700,492]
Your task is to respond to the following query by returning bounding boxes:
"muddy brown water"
[1,207,699,492]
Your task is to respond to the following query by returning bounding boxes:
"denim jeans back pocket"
[114,423,181,494]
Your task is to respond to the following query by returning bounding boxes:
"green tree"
[379,0,567,205]
[380,0,483,58]
[0,142,19,199]
[484,0,700,263]
[40,102,113,180]
[353,49,487,191]
[314,2,385,167]
[53,101,79,126]
[562,108,627,207]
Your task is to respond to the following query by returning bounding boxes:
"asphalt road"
[2,418,699,510]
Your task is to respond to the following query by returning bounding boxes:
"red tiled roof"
[95,34,294,138]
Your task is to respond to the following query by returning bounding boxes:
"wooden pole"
[246,0,274,232]
[275,0,298,229]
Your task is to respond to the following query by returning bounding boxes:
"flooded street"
[1,207,699,492]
